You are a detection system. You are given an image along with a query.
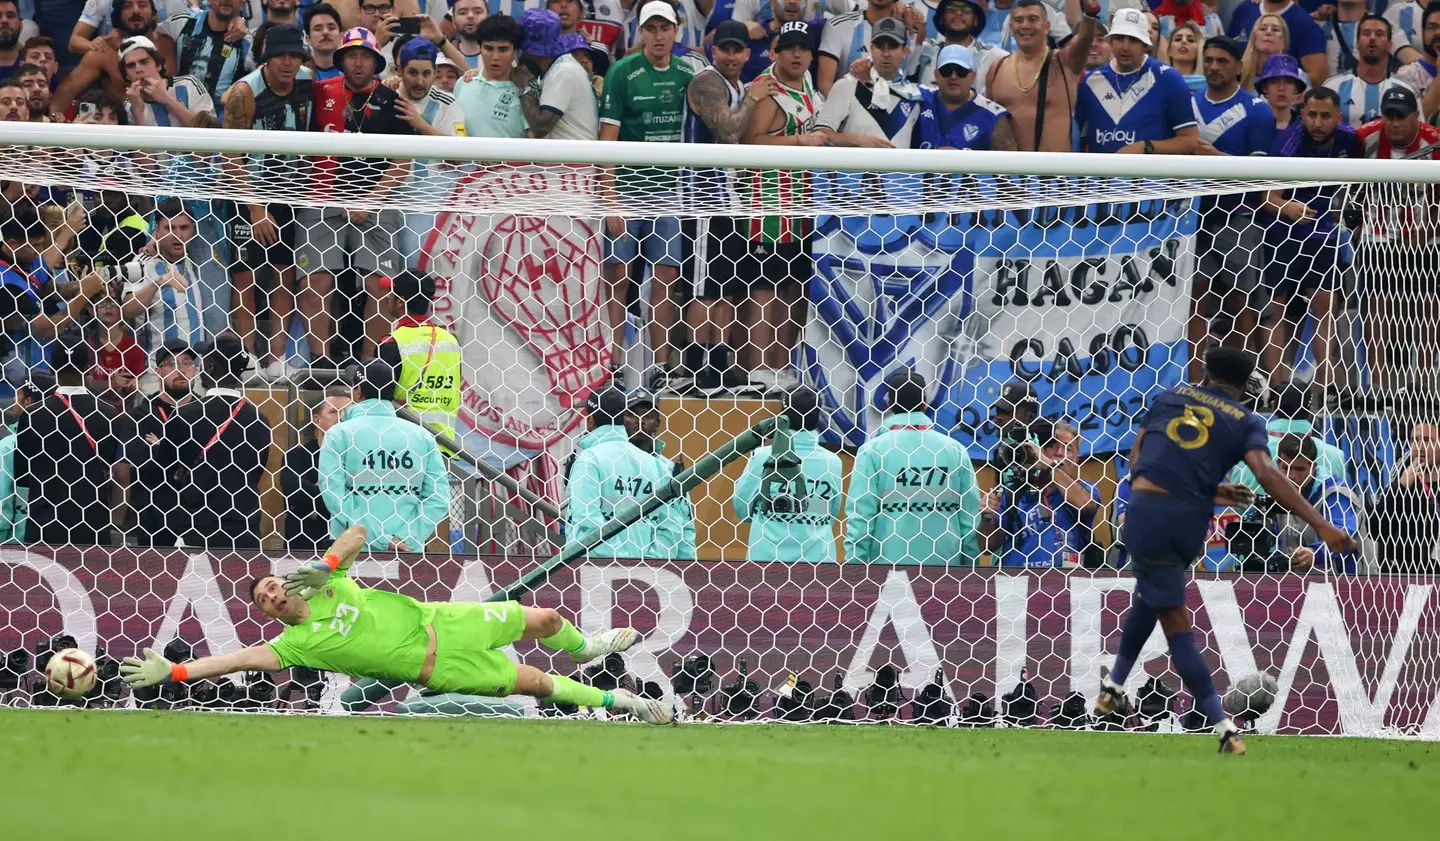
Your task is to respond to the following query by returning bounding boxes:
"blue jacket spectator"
[1274,434,1365,574]
[1228,0,1328,87]
[1074,9,1198,154]
[983,421,1101,568]
[912,43,1016,150]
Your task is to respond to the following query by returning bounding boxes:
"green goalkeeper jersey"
[265,572,436,683]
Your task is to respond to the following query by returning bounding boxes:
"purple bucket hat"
[522,8,570,57]
[1256,54,1309,93]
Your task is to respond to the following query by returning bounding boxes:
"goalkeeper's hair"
[247,577,267,603]
[1203,346,1256,390]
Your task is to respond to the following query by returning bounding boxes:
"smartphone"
[399,16,423,36]
[76,102,98,120]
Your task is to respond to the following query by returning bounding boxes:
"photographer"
[981,420,1102,568]
[1273,434,1365,574]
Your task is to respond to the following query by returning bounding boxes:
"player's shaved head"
[1203,346,1256,390]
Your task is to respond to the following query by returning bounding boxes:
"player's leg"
[513,664,672,724]
[603,218,638,375]
[518,605,638,663]
[1155,603,1243,754]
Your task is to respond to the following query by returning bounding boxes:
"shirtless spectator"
[53,0,159,114]
[985,0,1101,152]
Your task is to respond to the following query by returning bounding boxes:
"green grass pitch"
[3,709,1437,841]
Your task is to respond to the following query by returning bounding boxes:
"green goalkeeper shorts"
[424,600,527,697]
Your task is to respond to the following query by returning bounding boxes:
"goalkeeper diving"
[120,524,672,723]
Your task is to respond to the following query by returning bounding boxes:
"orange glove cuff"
[323,552,342,571]
[171,663,189,683]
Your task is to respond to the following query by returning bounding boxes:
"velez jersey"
[1075,57,1196,153]
[745,66,820,244]
[913,87,1009,150]
[998,483,1101,568]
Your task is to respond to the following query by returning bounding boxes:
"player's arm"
[991,115,1019,152]
[1305,490,1360,571]
[120,644,282,689]
[284,524,370,597]
[1058,0,1102,77]
[1243,449,1356,553]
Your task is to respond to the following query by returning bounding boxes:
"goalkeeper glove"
[120,648,181,689]
[284,559,335,598]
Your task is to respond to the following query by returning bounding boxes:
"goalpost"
[0,121,1438,736]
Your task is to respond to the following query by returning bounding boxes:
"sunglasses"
[937,65,971,78]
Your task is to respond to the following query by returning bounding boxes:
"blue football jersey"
[1075,58,1197,153]
[1193,87,1275,157]
[912,88,1009,151]
[1131,384,1270,505]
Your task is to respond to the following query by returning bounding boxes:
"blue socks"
[1168,629,1227,725]
[1109,597,1157,686]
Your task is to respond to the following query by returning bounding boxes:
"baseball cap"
[937,43,973,72]
[997,379,1039,415]
[1108,7,1151,47]
[118,35,158,63]
[397,36,438,66]
[588,387,630,424]
[1382,85,1419,117]
[713,18,750,50]
[337,27,387,73]
[262,23,308,62]
[775,19,814,50]
[628,390,658,412]
[638,0,678,26]
[871,16,908,47]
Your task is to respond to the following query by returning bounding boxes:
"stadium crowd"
[0,0,1436,572]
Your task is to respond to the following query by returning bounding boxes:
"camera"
[98,261,147,286]
[996,416,1055,492]
[1225,497,1289,573]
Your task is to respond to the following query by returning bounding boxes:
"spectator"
[221,22,311,375]
[915,0,1005,93]
[156,0,253,116]
[1144,9,1164,61]
[305,2,344,81]
[69,0,192,57]
[1165,20,1205,90]
[1394,1,1440,121]
[383,270,461,452]
[1189,35,1274,378]
[1258,53,1307,132]
[392,37,465,137]
[682,18,774,393]
[627,0,710,55]
[733,387,842,562]
[86,291,146,412]
[258,0,301,26]
[564,387,673,558]
[13,62,48,120]
[816,0,922,96]
[1324,16,1416,126]
[52,0,159,114]
[1373,418,1440,573]
[121,198,208,356]
[1260,86,1356,393]
[981,420,1101,568]
[732,19,824,395]
[817,17,916,141]
[283,391,351,550]
[985,0,1100,152]
[119,35,214,127]
[0,69,24,119]
[0,0,24,80]
[20,36,57,87]
[307,26,412,363]
[32,1,82,72]
[1354,85,1440,396]
[128,339,196,547]
[514,8,596,140]
[447,0,489,68]
[598,1,696,392]
[914,43,1017,149]
[1228,0,1327,86]
[433,51,460,92]
[1326,0,1370,77]
[1229,379,1348,490]
[1084,14,1111,71]
[1274,434,1364,574]
[166,334,273,550]
[0,373,48,543]
[843,370,982,565]
[1074,8,1198,154]
[1237,13,1290,93]
[15,332,130,546]
[454,15,527,137]
[0,203,104,375]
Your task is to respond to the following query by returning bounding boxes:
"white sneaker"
[263,359,289,381]
[749,368,779,390]
[572,627,639,664]
[612,688,674,725]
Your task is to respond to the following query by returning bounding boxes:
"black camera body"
[996,417,1055,493]
[1225,497,1289,573]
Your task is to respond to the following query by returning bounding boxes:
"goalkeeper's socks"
[545,674,613,709]
[1108,596,1157,686]
[539,619,587,654]
[1168,629,1225,725]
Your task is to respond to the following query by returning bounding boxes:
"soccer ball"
[1223,672,1279,722]
[44,648,97,700]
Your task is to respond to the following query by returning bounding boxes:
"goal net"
[0,122,1437,736]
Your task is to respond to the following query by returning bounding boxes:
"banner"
[3,547,1438,737]
[805,197,1197,458]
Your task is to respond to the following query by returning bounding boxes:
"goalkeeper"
[120,525,672,723]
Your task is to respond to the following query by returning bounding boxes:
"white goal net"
[0,123,1438,736]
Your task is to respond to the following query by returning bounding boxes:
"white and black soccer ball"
[1223,672,1279,722]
